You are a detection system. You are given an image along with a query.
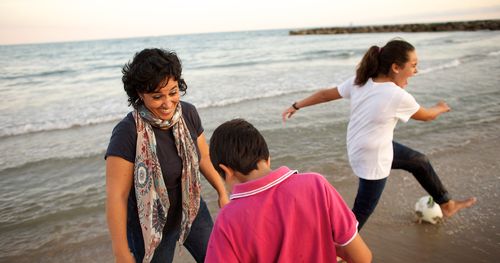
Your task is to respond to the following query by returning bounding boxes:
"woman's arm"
[106,156,136,263]
[336,234,372,263]
[197,132,230,208]
[282,87,342,122]
[411,101,450,121]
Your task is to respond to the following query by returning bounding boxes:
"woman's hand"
[197,133,231,209]
[218,193,230,208]
[114,251,136,263]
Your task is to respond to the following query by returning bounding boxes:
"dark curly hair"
[122,48,187,108]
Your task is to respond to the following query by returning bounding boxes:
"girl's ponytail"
[355,46,380,86]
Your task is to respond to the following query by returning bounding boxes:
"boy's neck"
[238,159,272,183]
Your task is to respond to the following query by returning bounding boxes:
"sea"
[1,29,499,262]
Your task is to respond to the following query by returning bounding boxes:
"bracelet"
[292,102,300,110]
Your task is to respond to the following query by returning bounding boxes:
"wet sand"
[51,134,499,263]
[346,135,500,263]
[172,134,500,262]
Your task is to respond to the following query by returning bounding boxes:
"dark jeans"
[352,141,450,230]
[128,198,213,263]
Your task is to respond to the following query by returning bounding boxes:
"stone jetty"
[289,19,500,35]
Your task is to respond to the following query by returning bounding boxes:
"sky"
[1,0,499,45]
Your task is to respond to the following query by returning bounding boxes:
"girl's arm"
[411,101,450,121]
[282,87,342,122]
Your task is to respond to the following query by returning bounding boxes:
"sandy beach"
[346,135,500,263]
[2,30,499,263]
[40,133,498,263]
[151,133,499,263]
[182,134,499,263]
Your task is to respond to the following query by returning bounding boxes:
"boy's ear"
[218,164,234,179]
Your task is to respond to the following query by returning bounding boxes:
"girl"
[282,39,476,229]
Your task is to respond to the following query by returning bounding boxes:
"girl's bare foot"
[440,197,477,218]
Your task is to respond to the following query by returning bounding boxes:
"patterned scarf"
[133,103,201,263]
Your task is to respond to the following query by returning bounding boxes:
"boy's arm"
[320,176,372,262]
[336,234,372,263]
[205,220,239,263]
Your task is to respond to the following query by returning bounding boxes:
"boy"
[206,119,372,263]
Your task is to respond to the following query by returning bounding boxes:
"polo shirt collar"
[230,166,298,200]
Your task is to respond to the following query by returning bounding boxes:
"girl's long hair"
[355,39,415,86]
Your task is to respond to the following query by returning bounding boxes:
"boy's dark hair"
[209,119,270,178]
[122,48,187,109]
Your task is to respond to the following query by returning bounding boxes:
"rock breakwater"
[290,19,500,35]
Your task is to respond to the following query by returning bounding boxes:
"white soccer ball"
[414,196,443,224]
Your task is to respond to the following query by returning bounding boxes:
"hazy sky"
[1,0,499,45]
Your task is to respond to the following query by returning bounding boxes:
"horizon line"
[2,18,499,47]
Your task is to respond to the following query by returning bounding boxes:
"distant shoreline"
[289,19,500,35]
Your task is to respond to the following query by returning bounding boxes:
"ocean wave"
[488,50,500,56]
[0,87,319,138]
[191,60,263,69]
[418,59,461,74]
[301,49,359,59]
[88,64,123,70]
[0,114,124,138]
[1,69,75,81]
[0,150,105,173]
[194,88,318,109]
[189,49,359,70]
[0,203,104,235]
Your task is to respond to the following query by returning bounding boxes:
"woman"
[282,39,476,230]
[106,48,229,263]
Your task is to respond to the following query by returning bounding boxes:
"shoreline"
[289,19,500,35]
[4,133,499,263]
[124,134,500,262]
[340,134,500,263]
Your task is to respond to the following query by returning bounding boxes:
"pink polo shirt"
[205,166,358,263]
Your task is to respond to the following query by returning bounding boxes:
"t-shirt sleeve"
[395,91,420,123]
[105,114,136,163]
[183,102,204,137]
[337,76,356,99]
[205,214,239,263]
[322,178,358,246]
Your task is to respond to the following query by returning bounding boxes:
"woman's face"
[139,77,180,121]
[393,50,418,88]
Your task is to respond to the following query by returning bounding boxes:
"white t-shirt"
[337,77,420,180]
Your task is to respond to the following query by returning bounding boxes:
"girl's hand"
[282,106,297,123]
[436,101,450,113]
